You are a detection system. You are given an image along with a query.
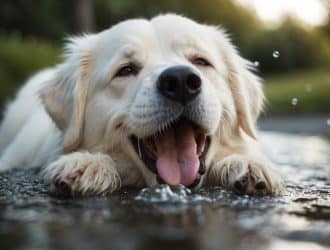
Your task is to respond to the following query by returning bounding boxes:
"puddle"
[0,132,329,250]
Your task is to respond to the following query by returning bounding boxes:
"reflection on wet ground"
[0,132,329,250]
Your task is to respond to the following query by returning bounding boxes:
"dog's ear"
[40,36,95,152]
[215,29,264,139]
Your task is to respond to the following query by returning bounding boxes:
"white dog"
[0,14,283,196]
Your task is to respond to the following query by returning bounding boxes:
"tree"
[67,0,94,33]
[322,0,330,36]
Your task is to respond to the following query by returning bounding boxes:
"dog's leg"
[42,152,121,196]
[205,137,283,195]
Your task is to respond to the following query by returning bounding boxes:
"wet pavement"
[0,131,329,250]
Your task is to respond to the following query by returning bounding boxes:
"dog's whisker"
[137,138,143,159]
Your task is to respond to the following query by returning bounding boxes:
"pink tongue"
[155,121,200,186]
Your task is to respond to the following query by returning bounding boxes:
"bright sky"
[236,0,328,26]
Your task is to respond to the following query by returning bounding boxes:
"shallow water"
[0,131,329,250]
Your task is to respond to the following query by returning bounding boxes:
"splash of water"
[291,97,298,106]
[272,51,280,58]
[135,184,213,203]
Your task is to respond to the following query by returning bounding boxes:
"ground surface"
[0,125,329,250]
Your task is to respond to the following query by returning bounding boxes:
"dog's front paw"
[207,154,283,195]
[42,152,121,196]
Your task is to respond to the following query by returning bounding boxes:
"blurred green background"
[0,0,329,116]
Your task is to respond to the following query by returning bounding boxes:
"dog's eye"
[115,63,140,77]
[191,57,211,67]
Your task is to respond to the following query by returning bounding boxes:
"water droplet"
[327,119,330,126]
[272,51,280,58]
[253,61,259,67]
[304,84,312,92]
[134,184,213,203]
[291,97,298,106]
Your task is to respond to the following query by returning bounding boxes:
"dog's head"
[40,14,264,188]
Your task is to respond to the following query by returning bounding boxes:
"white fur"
[0,14,283,195]
[42,152,120,195]
[0,69,61,170]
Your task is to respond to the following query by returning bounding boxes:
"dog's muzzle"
[130,66,208,188]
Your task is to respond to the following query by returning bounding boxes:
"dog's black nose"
[157,66,201,104]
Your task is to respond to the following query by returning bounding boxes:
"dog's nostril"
[186,73,201,92]
[164,77,177,94]
[157,75,178,100]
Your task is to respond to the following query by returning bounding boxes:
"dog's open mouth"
[130,118,210,188]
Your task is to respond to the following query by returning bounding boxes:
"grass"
[263,67,330,115]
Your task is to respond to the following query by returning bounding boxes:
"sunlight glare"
[236,0,328,26]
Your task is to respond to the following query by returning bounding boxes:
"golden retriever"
[0,14,283,196]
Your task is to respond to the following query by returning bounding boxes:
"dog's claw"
[255,181,266,190]
[54,181,72,195]
[234,180,246,193]
[207,154,283,195]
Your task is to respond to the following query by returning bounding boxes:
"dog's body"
[0,14,283,196]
